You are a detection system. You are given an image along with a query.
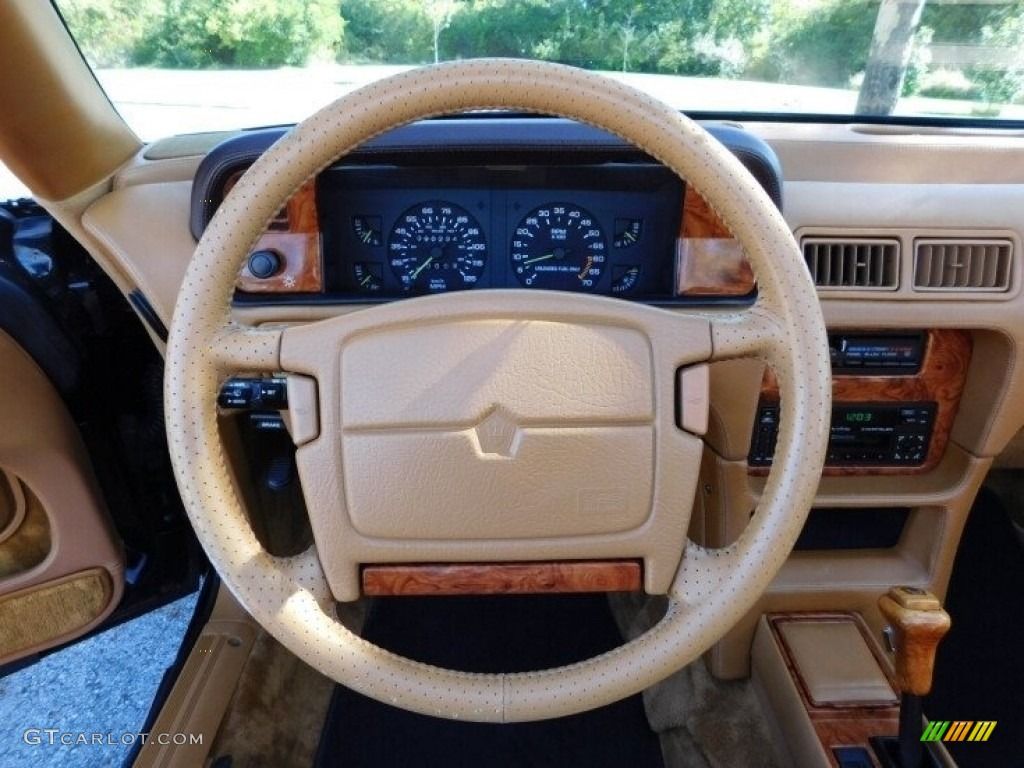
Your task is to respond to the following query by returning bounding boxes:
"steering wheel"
[165,59,829,723]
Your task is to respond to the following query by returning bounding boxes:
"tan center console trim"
[754,613,900,768]
[776,617,896,707]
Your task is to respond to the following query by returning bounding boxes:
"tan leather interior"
[0,470,27,545]
[753,616,832,767]
[776,618,896,707]
[162,59,831,722]
[83,181,196,325]
[282,295,714,600]
[0,331,124,665]
[5,0,1024,753]
[0,0,139,200]
[135,588,260,768]
[0,476,51,580]
[26,65,1024,728]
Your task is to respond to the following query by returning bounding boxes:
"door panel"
[0,329,123,663]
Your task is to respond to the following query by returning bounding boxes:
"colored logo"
[921,721,996,743]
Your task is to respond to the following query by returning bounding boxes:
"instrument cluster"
[317,164,683,301]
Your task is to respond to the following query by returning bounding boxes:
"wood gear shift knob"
[879,586,952,697]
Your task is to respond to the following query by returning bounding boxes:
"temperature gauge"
[613,218,643,249]
[352,215,382,246]
[353,262,384,292]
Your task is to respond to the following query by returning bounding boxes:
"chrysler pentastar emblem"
[474,407,520,458]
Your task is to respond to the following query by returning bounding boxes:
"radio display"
[829,332,924,374]
[837,407,898,427]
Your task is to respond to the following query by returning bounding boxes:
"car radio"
[829,332,924,375]
[749,402,936,467]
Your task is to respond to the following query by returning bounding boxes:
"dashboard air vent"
[913,239,1012,291]
[801,237,900,290]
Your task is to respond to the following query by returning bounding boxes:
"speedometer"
[388,201,487,292]
[510,203,606,291]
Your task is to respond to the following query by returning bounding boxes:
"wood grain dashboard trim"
[361,560,642,596]
[752,329,972,476]
[233,177,323,294]
[227,175,757,298]
[676,187,755,296]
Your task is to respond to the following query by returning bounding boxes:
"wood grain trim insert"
[752,329,972,476]
[233,177,323,294]
[769,613,899,768]
[362,560,642,596]
[676,187,755,296]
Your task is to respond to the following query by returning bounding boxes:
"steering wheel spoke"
[209,325,283,373]
[707,305,786,362]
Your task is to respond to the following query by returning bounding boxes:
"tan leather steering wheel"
[165,59,830,723]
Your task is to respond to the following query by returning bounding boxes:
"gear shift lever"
[878,586,951,768]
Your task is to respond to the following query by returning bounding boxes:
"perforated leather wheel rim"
[165,59,830,722]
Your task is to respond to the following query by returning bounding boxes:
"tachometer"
[510,203,606,291]
[388,202,487,292]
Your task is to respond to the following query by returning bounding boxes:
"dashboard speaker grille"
[801,237,900,290]
[913,239,1013,291]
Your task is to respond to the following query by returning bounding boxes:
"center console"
[749,329,972,476]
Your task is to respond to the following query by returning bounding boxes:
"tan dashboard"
[69,115,1024,682]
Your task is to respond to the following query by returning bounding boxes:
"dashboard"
[68,96,1024,742]
[188,117,980,483]
[186,117,989,483]
[190,119,780,307]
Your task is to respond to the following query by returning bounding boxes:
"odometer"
[510,203,606,291]
[388,201,487,292]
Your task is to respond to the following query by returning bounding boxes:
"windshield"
[50,0,1024,140]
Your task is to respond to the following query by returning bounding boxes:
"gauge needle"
[524,253,555,265]
[360,274,373,286]
[410,258,434,280]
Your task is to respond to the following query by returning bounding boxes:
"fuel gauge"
[610,265,640,294]
[613,218,643,249]
[353,262,384,292]
[352,215,383,246]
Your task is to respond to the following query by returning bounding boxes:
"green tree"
[768,0,876,87]
[342,0,433,63]
[445,0,562,60]
[58,0,162,67]
[965,14,1024,108]
[136,0,344,68]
